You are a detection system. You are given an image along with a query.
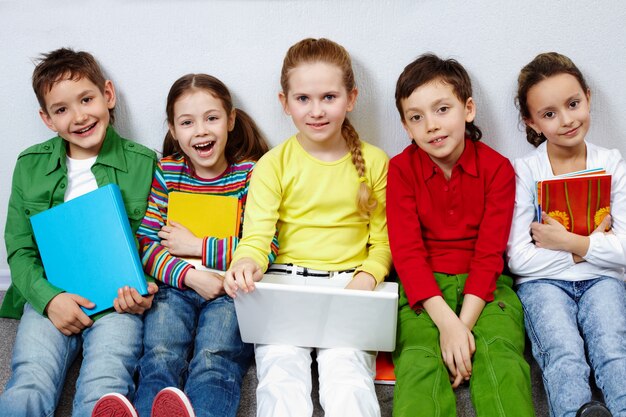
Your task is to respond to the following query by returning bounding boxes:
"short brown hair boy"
[395,53,481,141]
[32,47,115,123]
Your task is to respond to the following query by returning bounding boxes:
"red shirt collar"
[416,138,479,180]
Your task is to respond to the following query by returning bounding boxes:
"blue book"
[30,184,148,316]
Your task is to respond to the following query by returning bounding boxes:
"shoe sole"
[151,387,195,417]
[92,392,138,417]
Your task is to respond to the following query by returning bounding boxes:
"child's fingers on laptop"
[241,260,264,292]
[224,270,239,297]
[226,258,261,294]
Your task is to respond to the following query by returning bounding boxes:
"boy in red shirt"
[386,54,534,417]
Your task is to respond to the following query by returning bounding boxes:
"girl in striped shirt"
[133,73,276,417]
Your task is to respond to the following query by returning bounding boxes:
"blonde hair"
[280,38,376,217]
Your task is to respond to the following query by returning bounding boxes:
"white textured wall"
[1,0,626,281]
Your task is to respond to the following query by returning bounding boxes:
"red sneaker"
[151,387,195,417]
[91,393,138,417]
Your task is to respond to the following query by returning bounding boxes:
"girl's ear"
[228,108,236,132]
[278,91,290,115]
[346,88,358,112]
[524,117,541,136]
[586,88,591,107]
[464,97,476,123]
[168,124,177,141]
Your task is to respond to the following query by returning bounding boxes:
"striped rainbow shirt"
[137,153,278,288]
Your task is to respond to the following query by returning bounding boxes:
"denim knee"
[0,304,80,417]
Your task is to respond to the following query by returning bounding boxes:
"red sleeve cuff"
[401,275,443,309]
[177,264,195,290]
[201,237,208,266]
[463,272,497,302]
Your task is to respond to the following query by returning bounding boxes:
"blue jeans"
[135,286,253,417]
[0,303,143,417]
[517,277,626,417]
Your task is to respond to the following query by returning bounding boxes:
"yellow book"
[167,192,241,238]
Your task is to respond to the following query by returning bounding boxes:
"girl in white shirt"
[507,52,626,417]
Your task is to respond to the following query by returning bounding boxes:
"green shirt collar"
[44,126,128,175]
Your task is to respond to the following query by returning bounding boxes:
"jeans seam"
[541,372,558,417]
[61,333,78,417]
[519,302,548,357]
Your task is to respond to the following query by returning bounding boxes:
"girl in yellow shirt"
[225,38,391,417]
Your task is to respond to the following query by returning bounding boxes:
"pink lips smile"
[307,122,329,129]
[563,126,580,137]
[193,141,215,157]
[429,136,447,145]
[73,122,97,137]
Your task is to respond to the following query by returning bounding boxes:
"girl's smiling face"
[279,62,357,154]
[169,89,235,178]
[525,73,591,154]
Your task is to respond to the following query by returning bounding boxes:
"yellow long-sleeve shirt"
[233,135,391,283]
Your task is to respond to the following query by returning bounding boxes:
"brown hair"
[516,52,589,147]
[395,53,482,142]
[162,73,269,164]
[32,48,114,123]
[280,38,376,218]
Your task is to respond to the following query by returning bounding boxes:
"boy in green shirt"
[0,48,157,417]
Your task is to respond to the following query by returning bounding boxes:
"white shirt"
[507,141,626,284]
[64,156,98,202]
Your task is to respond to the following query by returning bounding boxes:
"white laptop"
[233,274,398,352]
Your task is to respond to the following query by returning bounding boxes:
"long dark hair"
[516,52,589,147]
[162,73,269,162]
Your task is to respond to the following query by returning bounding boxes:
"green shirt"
[0,127,156,319]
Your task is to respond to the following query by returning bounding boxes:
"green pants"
[393,274,535,417]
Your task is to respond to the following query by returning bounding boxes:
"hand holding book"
[531,211,613,259]
[45,292,95,335]
[159,221,203,257]
[113,282,159,314]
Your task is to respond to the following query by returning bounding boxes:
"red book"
[537,172,611,236]
[374,351,395,385]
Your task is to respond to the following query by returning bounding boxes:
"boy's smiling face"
[39,76,116,159]
[401,79,475,176]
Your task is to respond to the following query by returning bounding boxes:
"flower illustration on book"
[594,207,611,231]
[547,210,570,230]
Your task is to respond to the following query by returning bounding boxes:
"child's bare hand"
[345,271,376,291]
[113,282,159,314]
[439,316,475,388]
[592,214,612,235]
[224,258,263,297]
[184,269,225,300]
[159,221,203,257]
[531,212,572,250]
[45,293,94,335]
[448,366,468,389]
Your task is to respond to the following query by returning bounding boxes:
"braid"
[342,118,377,218]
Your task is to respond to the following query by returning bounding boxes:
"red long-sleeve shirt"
[386,139,515,308]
